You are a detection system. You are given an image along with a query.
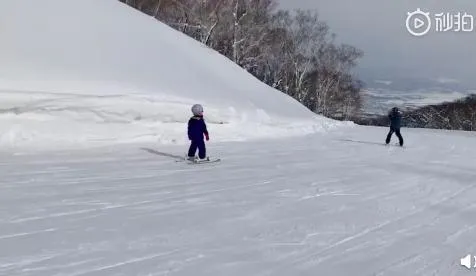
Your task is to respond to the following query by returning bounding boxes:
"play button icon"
[406,8,432,36]
[414,18,425,29]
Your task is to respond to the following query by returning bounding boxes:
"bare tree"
[310,43,363,118]
[265,9,363,119]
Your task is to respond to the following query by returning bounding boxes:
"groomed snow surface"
[2,126,476,275]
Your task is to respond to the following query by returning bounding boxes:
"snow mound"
[0,0,346,150]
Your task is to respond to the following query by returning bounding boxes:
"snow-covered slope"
[0,0,340,150]
[2,127,475,275]
[3,1,476,275]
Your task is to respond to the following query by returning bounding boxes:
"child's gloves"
[205,133,209,141]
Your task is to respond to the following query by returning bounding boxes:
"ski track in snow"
[1,127,476,275]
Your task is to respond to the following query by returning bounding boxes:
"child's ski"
[176,155,221,164]
[187,157,221,164]
[385,143,406,148]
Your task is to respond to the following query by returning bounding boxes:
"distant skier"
[187,104,209,161]
[386,106,404,146]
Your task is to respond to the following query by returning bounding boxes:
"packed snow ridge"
[0,0,346,151]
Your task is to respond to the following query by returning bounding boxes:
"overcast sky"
[278,0,476,89]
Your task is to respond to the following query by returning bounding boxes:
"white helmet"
[191,104,203,116]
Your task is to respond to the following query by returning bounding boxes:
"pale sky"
[278,0,476,89]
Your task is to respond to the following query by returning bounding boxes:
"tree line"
[354,94,476,131]
[118,0,364,119]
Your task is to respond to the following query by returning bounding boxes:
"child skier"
[187,104,209,161]
[386,106,404,146]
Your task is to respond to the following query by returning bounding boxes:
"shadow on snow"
[336,138,386,146]
[140,148,184,160]
[335,138,404,147]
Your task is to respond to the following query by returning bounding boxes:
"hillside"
[0,0,339,151]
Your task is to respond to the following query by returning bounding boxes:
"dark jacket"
[188,115,208,141]
[388,109,402,129]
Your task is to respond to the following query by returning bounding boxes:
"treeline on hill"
[354,94,476,131]
[118,0,364,119]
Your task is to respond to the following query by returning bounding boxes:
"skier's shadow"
[336,138,385,146]
[140,148,184,160]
